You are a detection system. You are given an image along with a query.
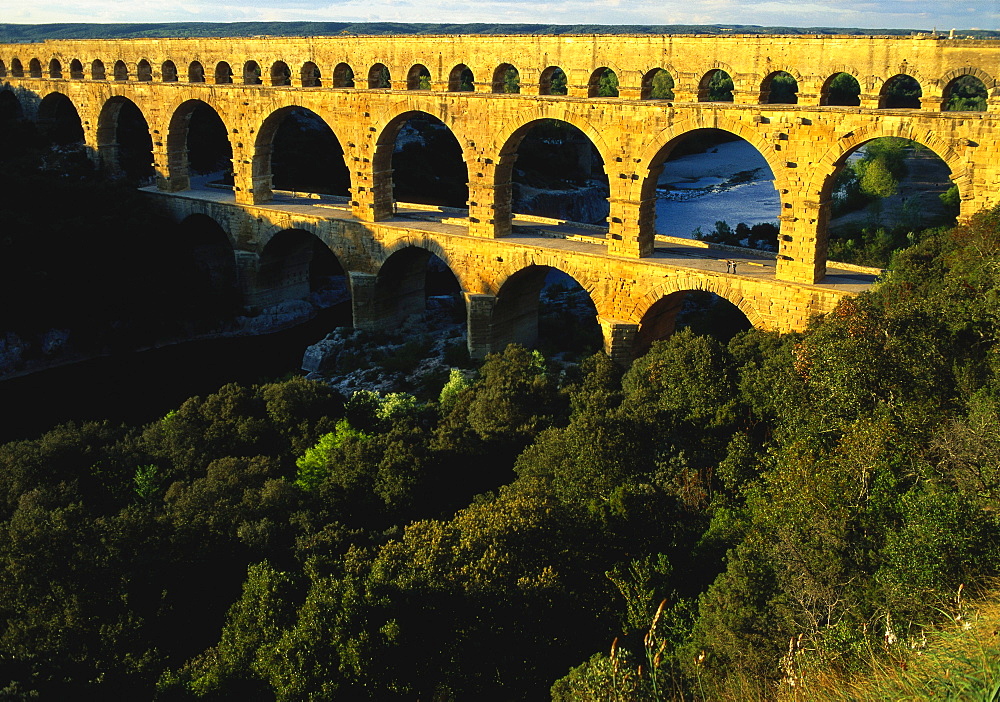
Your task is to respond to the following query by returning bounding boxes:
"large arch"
[256,228,345,309]
[174,214,241,321]
[96,95,154,181]
[166,98,234,189]
[369,244,464,329]
[0,89,23,122]
[252,105,351,200]
[37,91,84,145]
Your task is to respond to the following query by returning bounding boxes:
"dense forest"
[3,91,1000,700]
[3,22,999,42]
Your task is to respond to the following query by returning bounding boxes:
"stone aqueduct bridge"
[2,34,998,360]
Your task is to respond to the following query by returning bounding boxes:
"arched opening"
[506,119,609,226]
[407,64,431,90]
[699,69,734,102]
[28,58,42,78]
[493,63,519,93]
[136,59,152,82]
[762,71,797,104]
[188,61,205,83]
[368,63,390,89]
[243,61,261,85]
[256,229,345,310]
[91,60,105,80]
[642,69,674,100]
[214,62,233,84]
[448,64,474,91]
[168,99,233,187]
[372,247,463,330]
[161,60,178,82]
[11,59,24,78]
[636,290,752,355]
[301,61,321,87]
[97,96,154,183]
[826,137,958,267]
[48,59,62,79]
[880,74,922,109]
[333,62,355,88]
[37,92,84,145]
[539,66,567,95]
[270,61,291,87]
[174,214,241,325]
[113,60,128,82]
[588,67,618,98]
[257,106,350,197]
[492,266,601,358]
[644,128,780,247]
[0,60,7,78]
[380,112,468,208]
[821,72,861,106]
[69,59,83,79]
[944,75,988,111]
[0,90,22,123]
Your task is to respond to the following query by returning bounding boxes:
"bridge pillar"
[348,271,381,331]
[599,317,639,366]
[608,197,655,257]
[465,293,495,360]
[467,159,512,237]
[234,251,260,309]
[775,197,830,284]
[352,168,394,222]
[157,145,190,192]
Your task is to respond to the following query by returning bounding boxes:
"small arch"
[588,67,618,98]
[243,61,261,85]
[215,61,233,84]
[270,61,291,86]
[333,62,355,88]
[493,63,519,93]
[91,59,105,81]
[301,61,321,87]
[136,59,152,82]
[188,61,205,83]
[880,74,922,109]
[48,58,62,79]
[407,64,431,90]
[37,91,84,145]
[69,59,83,79]
[762,71,797,104]
[161,60,178,82]
[821,71,861,106]
[0,60,6,78]
[699,69,733,102]
[642,68,674,100]
[368,63,390,89]
[539,66,567,96]
[29,58,42,78]
[943,74,988,111]
[113,60,128,82]
[10,58,24,78]
[448,64,474,92]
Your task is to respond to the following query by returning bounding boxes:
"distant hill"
[2,22,998,42]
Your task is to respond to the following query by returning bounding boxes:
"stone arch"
[215,61,233,84]
[243,61,262,85]
[166,98,234,189]
[376,236,468,290]
[136,59,152,82]
[270,61,291,86]
[407,63,431,90]
[761,69,799,104]
[37,91,84,144]
[492,63,519,93]
[879,72,923,108]
[161,60,178,82]
[251,104,352,201]
[448,63,474,91]
[369,242,466,328]
[333,62,355,88]
[28,58,42,78]
[113,60,128,82]
[48,58,62,79]
[368,63,390,89]
[588,66,619,98]
[188,61,205,83]
[641,67,675,100]
[941,68,992,111]
[490,261,602,352]
[0,89,22,121]
[539,65,567,95]
[256,228,346,309]
[69,59,83,79]
[820,69,861,106]
[0,60,7,78]
[91,59,105,80]
[301,61,321,87]
[97,95,154,181]
[10,58,24,78]
[175,213,241,314]
[698,65,735,101]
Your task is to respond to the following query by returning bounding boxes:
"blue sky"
[5,0,997,32]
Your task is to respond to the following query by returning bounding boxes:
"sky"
[4,0,997,32]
